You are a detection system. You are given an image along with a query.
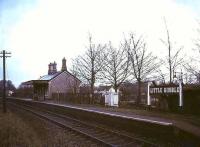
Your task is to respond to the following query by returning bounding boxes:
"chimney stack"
[48,61,57,75]
[61,57,67,71]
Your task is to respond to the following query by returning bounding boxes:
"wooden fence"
[51,93,104,105]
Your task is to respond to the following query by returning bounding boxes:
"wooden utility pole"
[0,50,11,113]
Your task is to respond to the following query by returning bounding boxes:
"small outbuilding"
[105,87,119,107]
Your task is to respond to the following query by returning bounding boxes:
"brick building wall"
[48,71,81,98]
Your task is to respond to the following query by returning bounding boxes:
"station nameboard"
[150,86,179,94]
[147,82,183,107]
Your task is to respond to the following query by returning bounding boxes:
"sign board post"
[147,82,151,106]
[179,80,183,107]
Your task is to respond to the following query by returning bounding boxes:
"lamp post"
[173,70,183,83]
[173,71,183,108]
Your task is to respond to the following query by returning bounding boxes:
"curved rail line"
[8,101,157,147]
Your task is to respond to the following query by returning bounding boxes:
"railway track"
[8,101,157,147]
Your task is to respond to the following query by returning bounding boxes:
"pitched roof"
[38,71,81,82]
[39,72,61,81]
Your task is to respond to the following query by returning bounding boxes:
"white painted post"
[179,80,183,107]
[147,82,151,106]
[105,94,109,106]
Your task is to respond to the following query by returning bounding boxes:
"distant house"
[21,58,81,100]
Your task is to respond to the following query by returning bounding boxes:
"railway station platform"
[43,100,200,139]
[7,97,200,143]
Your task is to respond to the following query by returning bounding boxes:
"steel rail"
[8,101,157,147]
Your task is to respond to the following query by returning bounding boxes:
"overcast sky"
[0,0,200,87]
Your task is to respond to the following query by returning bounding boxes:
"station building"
[20,58,81,100]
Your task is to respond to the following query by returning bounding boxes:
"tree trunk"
[114,82,118,93]
[90,83,94,104]
[136,79,141,105]
[169,61,172,83]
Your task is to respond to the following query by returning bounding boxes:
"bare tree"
[72,35,106,103]
[195,22,200,49]
[184,62,200,83]
[68,65,81,94]
[184,24,200,84]
[124,33,158,104]
[155,68,166,84]
[161,19,183,83]
[101,42,129,92]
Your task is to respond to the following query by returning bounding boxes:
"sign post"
[179,80,183,107]
[147,82,151,106]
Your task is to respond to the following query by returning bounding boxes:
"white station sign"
[147,81,183,107]
[150,86,180,94]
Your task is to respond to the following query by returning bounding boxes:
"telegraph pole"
[0,50,11,113]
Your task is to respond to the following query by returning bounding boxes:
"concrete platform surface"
[43,100,200,138]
